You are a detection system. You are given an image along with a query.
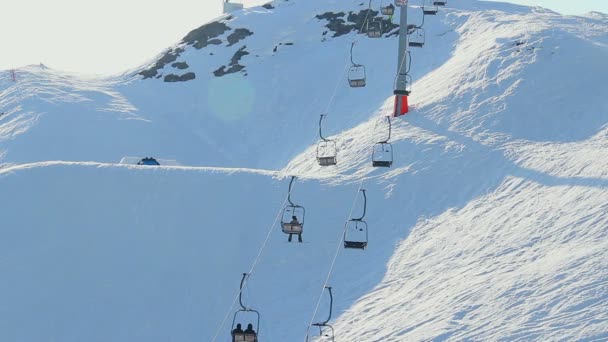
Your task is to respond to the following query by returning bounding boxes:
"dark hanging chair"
[381,3,395,16]
[316,114,337,166]
[372,116,394,168]
[344,189,369,249]
[348,42,366,88]
[423,0,439,15]
[408,26,425,48]
[231,273,260,342]
[306,286,335,342]
[281,176,305,236]
[367,18,383,38]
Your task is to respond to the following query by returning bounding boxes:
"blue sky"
[0,0,605,75]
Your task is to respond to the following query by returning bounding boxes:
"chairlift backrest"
[423,0,439,15]
[381,4,395,16]
[367,18,383,38]
[408,27,425,47]
[317,115,338,166]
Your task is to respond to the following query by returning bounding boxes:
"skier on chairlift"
[245,323,256,334]
[287,215,303,243]
[232,323,243,334]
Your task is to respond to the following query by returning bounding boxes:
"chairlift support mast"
[393,0,411,117]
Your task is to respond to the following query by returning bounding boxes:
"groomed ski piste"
[1,0,608,341]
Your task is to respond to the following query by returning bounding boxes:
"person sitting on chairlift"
[232,323,244,334]
[287,215,303,243]
[244,323,256,334]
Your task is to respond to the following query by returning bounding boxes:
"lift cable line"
[304,182,365,341]
[211,192,289,342]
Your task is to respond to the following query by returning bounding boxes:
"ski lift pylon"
[231,273,260,342]
[344,189,368,249]
[281,176,305,235]
[306,286,335,342]
[316,114,337,166]
[348,42,366,88]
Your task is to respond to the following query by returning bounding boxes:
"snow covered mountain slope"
[1,0,608,341]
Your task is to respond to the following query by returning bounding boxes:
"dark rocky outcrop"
[139,19,233,79]
[227,28,254,46]
[262,3,274,9]
[316,10,398,38]
[164,72,196,82]
[139,48,184,79]
[182,21,232,49]
[171,62,189,70]
[214,46,250,77]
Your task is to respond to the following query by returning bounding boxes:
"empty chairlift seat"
[423,0,439,15]
[381,4,395,16]
[408,27,425,48]
[366,18,383,38]
[317,140,337,166]
[348,65,366,88]
[344,189,369,250]
[371,116,394,168]
[317,114,338,166]
[434,0,447,6]
[372,143,393,167]
[344,220,368,249]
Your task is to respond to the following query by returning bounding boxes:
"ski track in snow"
[1,0,607,341]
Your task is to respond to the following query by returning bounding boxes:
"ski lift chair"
[423,0,438,15]
[434,0,447,6]
[372,143,393,167]
[367,18,383,38]
[381,4,395,16]
[348,64,366,88]
[371,116,394,167]
[306,287,335,342]
[231,274,260,342]
[344,219,368,249]
[344,189,368,249]
[281,205,305,234]
[281,176,305,235]
[317,114,337,166]
[348,42,366,88]
[408,27,425,47]
[317,141,337,166]
[137,157,160,166]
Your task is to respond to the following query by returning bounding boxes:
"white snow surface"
[1,0,607,341]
